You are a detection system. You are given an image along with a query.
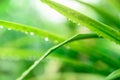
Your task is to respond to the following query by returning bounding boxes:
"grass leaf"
[16,33,100,80]
[0,20,64,41]
[0,20,100,43]
[106,69,120,80]
[41,0,120,44]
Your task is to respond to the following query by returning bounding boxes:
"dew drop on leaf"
[0,25,3,29]
[30,32,34,36]
[45,37,49,42]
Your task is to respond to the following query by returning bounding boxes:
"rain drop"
[45,37,49,42]
[0,25,3,29]
[30,32,34,36]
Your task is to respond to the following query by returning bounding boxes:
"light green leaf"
[0,20,101,80]
[41,0,120,44]
[0,20,64,42]
[0,20,100,43]
[16,33,100,80]
[0,20,100,53]
[106,69,120,80]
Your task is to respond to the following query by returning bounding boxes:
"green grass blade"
[0,20,100,43]
[69,33,101,42]
[41,0,120,44]
[0,20,101,52]
[16,33,99,80]
[2,33,100,49]
[0,20,64,41]
[106,69,120,80]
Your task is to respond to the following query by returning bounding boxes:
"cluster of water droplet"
[0,25,60,44]
[24,31,50,42]
[0,25,13,31]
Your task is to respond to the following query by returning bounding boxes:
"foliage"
[0,0,120,80]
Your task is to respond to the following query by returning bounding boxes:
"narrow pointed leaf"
[41,0,120,44]
[16,33,99,80]
[106,69,120,80]
[0,20,100,43]
[0,20,63,41]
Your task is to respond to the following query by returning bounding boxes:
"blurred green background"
[0,0,120,80]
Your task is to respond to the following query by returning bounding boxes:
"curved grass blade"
[0,20,100,43]
[16,33,99,80]
[41,0,120,44]
[2,32,100,46]
[106,69,120,80]
[1,47,106,78]
[0,20,100,51]
[0,20,100,52]
[0,20,64,42]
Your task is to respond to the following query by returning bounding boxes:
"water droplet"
[8,28,11,30]
[30,32,34,36]
[45,37,49,42]
[0,25,3,29]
